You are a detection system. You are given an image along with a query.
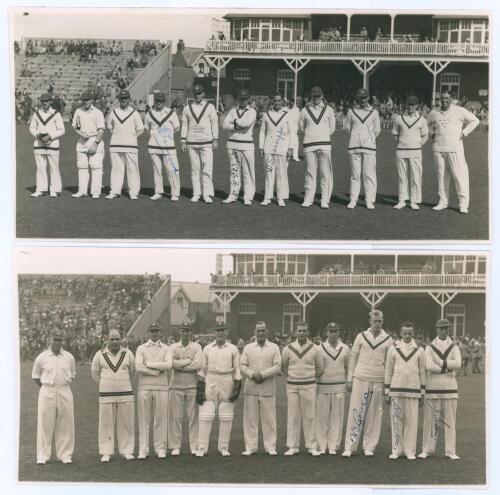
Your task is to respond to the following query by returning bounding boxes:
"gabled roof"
[170,301,192,326]
[172,46,204,68]
[171,282,213,304]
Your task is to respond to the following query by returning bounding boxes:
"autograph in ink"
[428,400,451,438]
[350,390,373,442]
[391,399,403,448]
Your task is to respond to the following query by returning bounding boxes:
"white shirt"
[144,107,180,154]
[135,339,172,390]
[181,100,219,147]
[170,340,203,389]
[223,106,257,150]
[32,347,75,386]
[199,340,242,380]
[72,105,105,153]
[107,106,144,153]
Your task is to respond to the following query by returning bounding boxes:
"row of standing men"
[29,84,479,212]
[32,311,462,464]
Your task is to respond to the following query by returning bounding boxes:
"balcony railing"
[205,40,489,57]
[211,273,486,288]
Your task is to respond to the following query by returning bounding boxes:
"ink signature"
[350,390,373,442]
[428,400,450,438]
[391,399,403,447]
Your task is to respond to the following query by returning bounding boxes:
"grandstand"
[211,253,487,341]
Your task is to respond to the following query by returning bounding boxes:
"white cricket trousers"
[34,153,62,194]
[137,389,168,457]
[227,149,255,201]
[168,388,199,452]
[433,151,470,209]
[37,385,74,462]
[188,147,214,198]
[421,398,457,455]
[263,154,289,201]
[150,153,180,197]
[344,378,384,453]
[76,151,104,196]
[243,394,277,453]
[389,396,419,457]
[198,373,234,452]
[396,157,422,204]
[303,149,333,204]
[98,401,134,455]
[315,392,345,452]
[110,152,140,196]
[349,152,377,203]
[286,386,316,449]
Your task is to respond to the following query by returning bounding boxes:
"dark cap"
[40,93,52,101]
[81,91,94,101]
[179,322,193,331]
[192,84,205,95]
[148,322,162,332]
[153,91,166,102]
[435,318,451,328]
[310,86,323,97]
[118,90,130,99]
[214,324,228,332]
[356,88,370,99]
[51,329,64,339]
[237,89,250,99]
[406,95,419,105]
[325,322,342,332]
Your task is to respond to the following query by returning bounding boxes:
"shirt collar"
[253,339,269,347]
[212,340,228,348]
[146,339,162,347]
[397,339,417,350]
[47,347,65,357]
[366,328,387,340]
[104,345,126,355]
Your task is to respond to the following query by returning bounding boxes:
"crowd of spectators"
[18,274,166,361]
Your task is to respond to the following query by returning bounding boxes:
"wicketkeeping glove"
[196,379,206,405]
[229,380,242,403]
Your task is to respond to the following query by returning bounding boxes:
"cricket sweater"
[135,340,172,390]
[169,340,203,390]
[223,106,257,151]
[144,107,180,155]
[384,339,426,398]
[29,107,65,155]
[107,106,144,153]
[298,103,336,153]
[282,340,324,390]
[392,112,429,158]
[317,340,350,393]
[345,106,381,155]
[181,100,219,147]
[258,109,297,156]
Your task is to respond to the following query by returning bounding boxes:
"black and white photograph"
[15,248,487,486]
[11,7,490,241]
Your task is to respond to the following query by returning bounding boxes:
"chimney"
[177,39,185,53]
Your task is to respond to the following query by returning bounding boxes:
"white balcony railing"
[211,273,486,288]
[205,40,489,57]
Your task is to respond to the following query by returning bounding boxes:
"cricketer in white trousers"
[344,378,384,452]
[421,398,457,455]
[32,347,76,463]
[315,392,345,452]
[150,153,181,197]
[34,155,62,194]
[77,151,104,197]
[396,158,422,203]
[98,402,135,455]
[304,150,333,205]
[188,147,214,198]
[433,152,469,209]
[390,397,419,457]
[110,153,141,197]
[227,150,255,201]
[264,154,289,201]
[169,388,198,451]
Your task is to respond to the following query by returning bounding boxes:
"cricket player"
[135,323,172,459]
[392,95,429,210]
[144,91,181,201]
[180,84,219,203]
[222,89,257,205]
[196,325,242,456]
[240,321,282,455]
[106,89,144,199]
[71,91,105,199]
[29,93,65,197]
[298,87,336,208]
[343,310,393,457]
[345,88,381,209]
[428,91,479,214]
[384,321,426,460]
[91,330,136,462]
[419,319,462,460]
[258,93,296,207]
[168,324,202,456]
[316,322,350,455]
[32,329,75,464]
[285,97,301,161]
[281,321,324,456]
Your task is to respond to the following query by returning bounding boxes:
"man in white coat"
[222,89,257,205]
[135,323,172,459]
[258,93,296,207]
[29,93,65,197]
[427,91,479,214]
[32,329,75,464]
[240,321,282,455]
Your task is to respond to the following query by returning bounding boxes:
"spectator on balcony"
[374,28,383,42]
[332,27,341,41]
[360,27,368,41]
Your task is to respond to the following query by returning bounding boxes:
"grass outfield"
[18,361,486,485]
[15,124,489,240]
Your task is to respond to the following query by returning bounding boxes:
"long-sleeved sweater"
[181,100,219,147]
[107,106,144,153]
[29,107,65,155]
[91,346,135,403]
[282,340,324,389]
[424,336,461,399]
[427,104,479,153]
[298,103,336,153]
[135,340,172,390]
[258,109,297,156]
[392,112,429,158]
[317,340,350,393]
[169,340,203,389]
[384,339,426,398]
[348,329,393,383]
[345,106,381,155]
[223,106,257,150]
[144,107,180,154]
